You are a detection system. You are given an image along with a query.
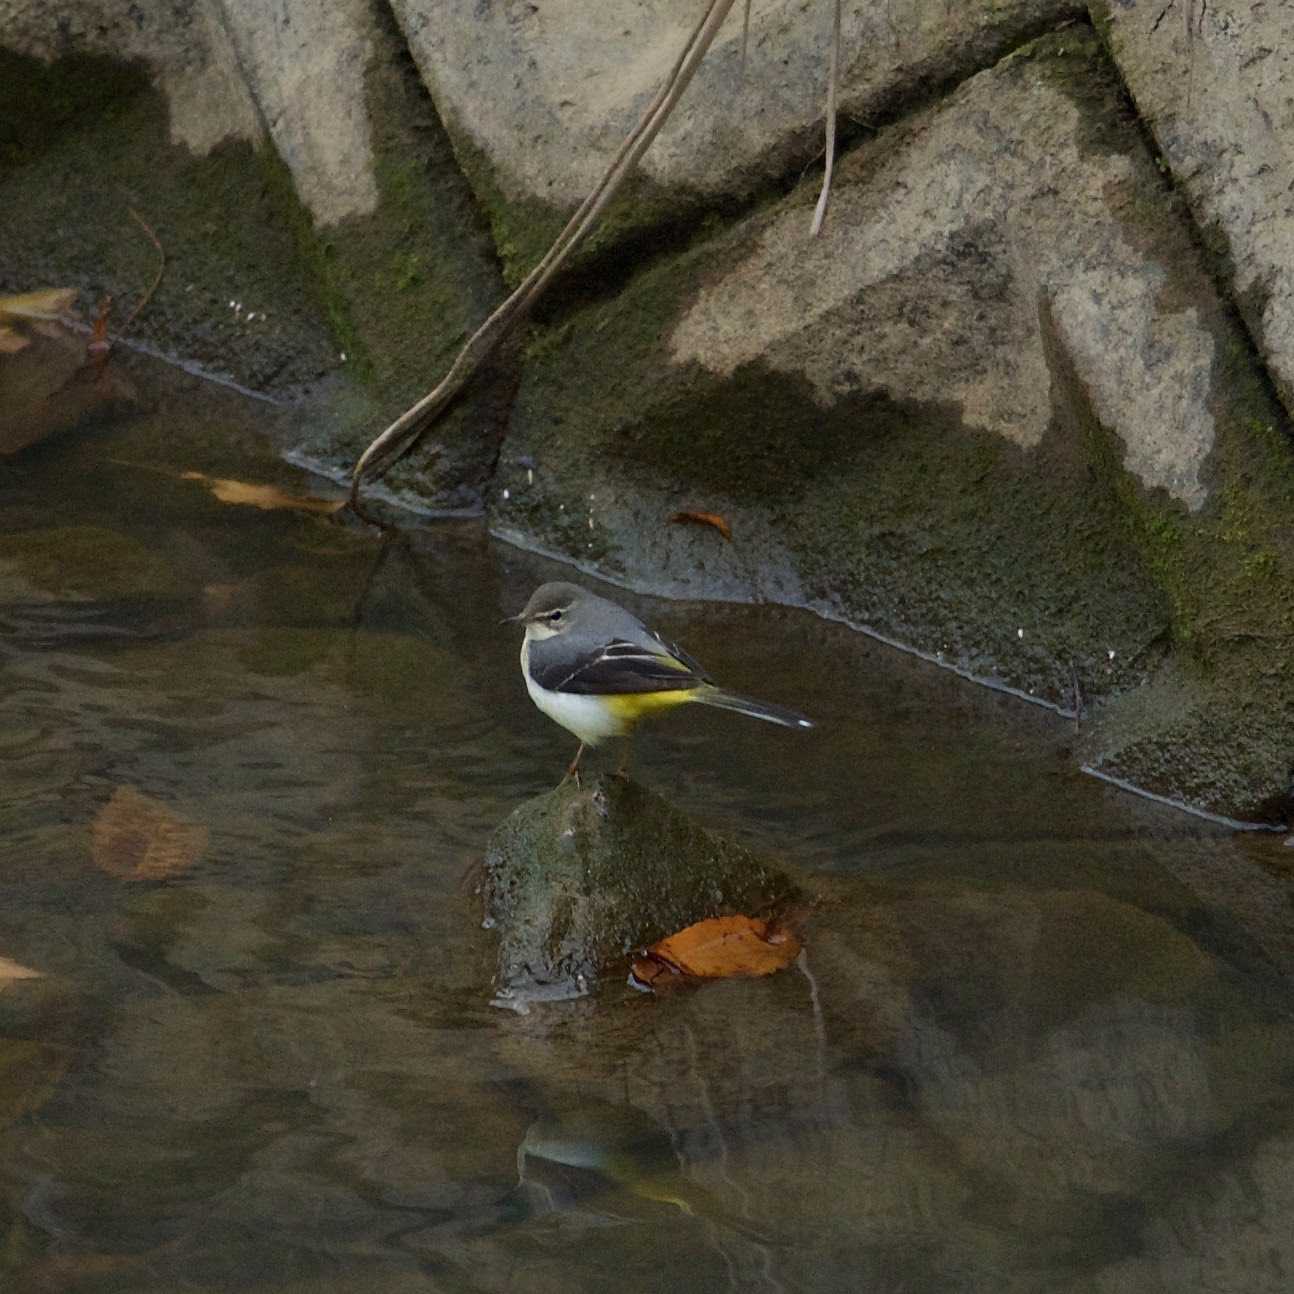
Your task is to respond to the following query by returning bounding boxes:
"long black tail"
[697,688,814,731]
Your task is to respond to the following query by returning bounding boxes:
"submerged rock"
[0,526,186,604]
[483,775,796,1006]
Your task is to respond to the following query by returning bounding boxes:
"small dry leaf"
[0,287,79,323]
[180,471,345,514]
[0,956,43,987]
[91,786,209,880]
[670,510,732,541]
[631,915,801,991]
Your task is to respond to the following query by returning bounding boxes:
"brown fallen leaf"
[0,956,43,987]
[669,510,732,541]
[0,287,79,324]
[631,914,801,991]
[180,471,346,515]
[91,786,209,880]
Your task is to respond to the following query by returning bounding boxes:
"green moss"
[0,56,337,391]
[275,25,516,509]
[435,120,566,287]
[0,50,148,170]
[434,95,736,293]
[1074,297,1294,817]
[251,144,371,380]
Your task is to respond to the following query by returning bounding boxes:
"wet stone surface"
[484,774,797,1005]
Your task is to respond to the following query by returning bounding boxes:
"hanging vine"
[348,0,843,515]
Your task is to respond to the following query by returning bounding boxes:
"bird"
[509,581,813,780]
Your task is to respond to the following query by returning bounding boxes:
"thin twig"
[809,0,842,237]
[122,208,165,331]
[740,0,751,80]
[349,0,740,508]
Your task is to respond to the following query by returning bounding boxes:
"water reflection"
[1,363,1293,1291]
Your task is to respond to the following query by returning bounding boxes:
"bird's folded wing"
[534,638,705,695]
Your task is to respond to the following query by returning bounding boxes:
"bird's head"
[508,582,587,640]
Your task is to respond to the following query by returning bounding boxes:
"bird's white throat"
[520,635,624,745]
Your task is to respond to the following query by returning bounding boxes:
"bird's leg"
[561,743,586,788]
[615,735,633,780]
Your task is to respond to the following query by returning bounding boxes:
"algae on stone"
[484,775,797,1004]
[0,50,337,394]
[266,0,516,512]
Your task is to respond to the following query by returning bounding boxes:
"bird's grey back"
[569,589,660,652]
[528,587,679,684]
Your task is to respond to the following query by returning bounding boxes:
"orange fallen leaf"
[0,956,43,986]
[180,471,346,515]
[631,914,800,991]
[91,786,209,880]
[669,510,732,542]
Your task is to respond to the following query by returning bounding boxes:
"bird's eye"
[548,609,564,622]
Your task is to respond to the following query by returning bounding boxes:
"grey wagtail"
[510,581,813,778]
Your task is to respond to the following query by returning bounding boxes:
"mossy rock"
[484,775,798,1005]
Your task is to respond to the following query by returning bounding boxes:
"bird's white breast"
[521,635,625,745]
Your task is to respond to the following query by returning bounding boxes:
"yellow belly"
[600,690,698,725]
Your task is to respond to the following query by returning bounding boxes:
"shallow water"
[3,369,1294,1292]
